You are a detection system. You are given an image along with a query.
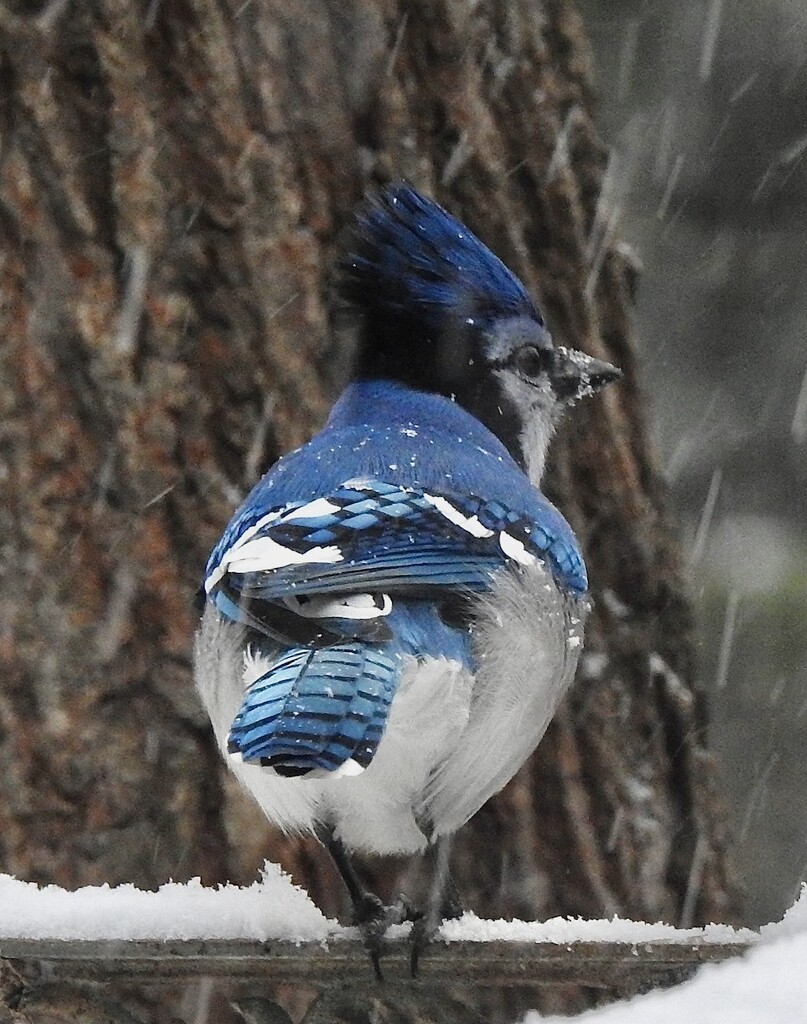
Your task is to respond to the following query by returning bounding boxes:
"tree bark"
[0,0,738,1019]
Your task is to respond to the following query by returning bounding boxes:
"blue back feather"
[207,381,586,595]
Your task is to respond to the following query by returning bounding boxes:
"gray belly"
[194,561,587,852]
[423,561,588,836]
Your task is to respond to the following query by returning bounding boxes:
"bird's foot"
[409,890,463,978]
[352,892,422,981]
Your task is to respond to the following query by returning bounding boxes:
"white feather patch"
[423,493,494,537]
[206,499,342,593]
[222,537,342,574]
[499,531,537,566]
[205,509,285,592]
[281,498,341,521]
[242,646,275,684]
[284,593,392,619]
[330,758,366,779]
[205,563,227,593]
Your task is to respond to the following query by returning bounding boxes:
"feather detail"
[336,183,542,329]
[228,643,398,776]
[206,477,587,631]
[193,185,600,857]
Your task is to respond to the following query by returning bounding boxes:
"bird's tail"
[227,643,399,778]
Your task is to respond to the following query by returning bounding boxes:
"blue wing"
[206,479,585,639]
[210,480,560,776]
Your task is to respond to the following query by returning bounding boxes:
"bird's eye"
[513,346,548,378]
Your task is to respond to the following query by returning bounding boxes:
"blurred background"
[578,0,807,926]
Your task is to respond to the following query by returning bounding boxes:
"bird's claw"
[410,888,463,978]
[409,915,436,978]
[353,892,422,981]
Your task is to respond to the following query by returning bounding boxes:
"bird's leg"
[410,833,463,977]
[317,827,420,980]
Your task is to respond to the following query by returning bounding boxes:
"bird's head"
[335,184,621,479]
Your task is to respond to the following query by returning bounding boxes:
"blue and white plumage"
[194,183,619,963]
[197,379,588,848]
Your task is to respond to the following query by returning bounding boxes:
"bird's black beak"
[549,346,622,402]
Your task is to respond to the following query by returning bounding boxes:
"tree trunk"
[0,0,738,1019]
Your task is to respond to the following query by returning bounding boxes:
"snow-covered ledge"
[4,873,806,1021]
[0,866,761,993]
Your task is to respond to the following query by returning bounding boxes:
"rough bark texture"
[0,0,738,1020]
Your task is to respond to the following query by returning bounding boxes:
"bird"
[194,183,620,976]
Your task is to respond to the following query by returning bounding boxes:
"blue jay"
[194,184,620,974]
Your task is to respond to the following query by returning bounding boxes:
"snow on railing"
[1,873,803,1023]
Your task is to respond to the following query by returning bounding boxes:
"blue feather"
[206,381,586,598]
[228,643,399,773]
[227,602,471,775]
[337,183,542,329]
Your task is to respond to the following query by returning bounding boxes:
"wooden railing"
[0,934,754,1022]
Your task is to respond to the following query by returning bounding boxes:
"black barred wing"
[204,480,585,615]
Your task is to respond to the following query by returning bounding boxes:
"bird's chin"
[527,391,564,424]
[500,373,554,413]
[517,407,559,484]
